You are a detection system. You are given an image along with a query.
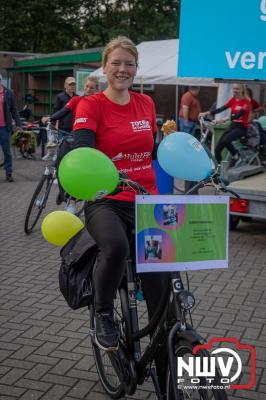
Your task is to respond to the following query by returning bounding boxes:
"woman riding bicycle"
[200,83,251,164]
[73,36,169,395]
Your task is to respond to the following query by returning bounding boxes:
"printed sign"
[135,195,229,273]
[178,0,266,80]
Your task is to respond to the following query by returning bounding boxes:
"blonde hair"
[84,76,99,85]
[102,36,138,67]
[233,83,248,98]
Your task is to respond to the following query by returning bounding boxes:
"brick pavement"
[0,152,265,399]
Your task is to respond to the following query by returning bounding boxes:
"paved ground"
[0,149,265,399]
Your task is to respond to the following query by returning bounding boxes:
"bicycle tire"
[166,339,228,400]
[90,291,126,399]
[24,175,53,234]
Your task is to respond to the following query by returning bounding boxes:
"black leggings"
[85,198,170,393]
[215,122,247,163]
[85,198,170,311]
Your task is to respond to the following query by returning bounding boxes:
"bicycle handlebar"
[117,170,239,198]
[45,117,72,137]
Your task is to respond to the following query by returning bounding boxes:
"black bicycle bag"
[59,227,98,310]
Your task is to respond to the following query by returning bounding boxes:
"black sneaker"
[229,153,240,168]
[95,311,119,351]
[6,175,14,182]
[56,192,64,205]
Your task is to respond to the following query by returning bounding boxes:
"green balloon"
[58,148,119,200]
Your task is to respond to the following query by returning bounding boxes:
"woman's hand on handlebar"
[41,116,49,125]
[199,111,210,118]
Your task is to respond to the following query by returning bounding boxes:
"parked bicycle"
[24,121,83,234]
[88,170,237,400]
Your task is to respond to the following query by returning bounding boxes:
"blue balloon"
[157,132,212,181]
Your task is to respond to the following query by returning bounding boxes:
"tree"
[80,0,180,47]
[0,0,180,52]
[0,0,82,52]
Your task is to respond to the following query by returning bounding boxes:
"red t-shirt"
[225,97,251,127]
[250,98,260,111]
[66,96,83,119]
[74,91,158,202]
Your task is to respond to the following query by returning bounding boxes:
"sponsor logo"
[112,152,123,161]
[130,120,151,132]
[112,152,151,162]
[74,117,88,125]
[188,137,203,152]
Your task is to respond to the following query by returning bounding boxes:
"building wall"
[146,85,218,121]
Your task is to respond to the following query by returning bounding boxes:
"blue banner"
[178,0,266,80]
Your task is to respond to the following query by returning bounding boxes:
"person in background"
[53,76,77,133]
[42,76,99,126]
[200,83,251,165]
[179,86,201,135]
[42,76,78,161]
[246,87,263,120]
[41,76,99,208]
[73,36,170,397]
[0,73,22,182]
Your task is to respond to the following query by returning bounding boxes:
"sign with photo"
[135,195,229,273]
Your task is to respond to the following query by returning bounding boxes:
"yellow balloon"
[41,211,84,246]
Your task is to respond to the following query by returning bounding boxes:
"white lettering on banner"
[261,0,266,21]
[225,51,266,70]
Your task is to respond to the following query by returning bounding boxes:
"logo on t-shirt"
[112,152,123,161]
[74,117,88,125]
[130,120,151,132]
[112,152,151,162]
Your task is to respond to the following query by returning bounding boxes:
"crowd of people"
[1,66,265,184]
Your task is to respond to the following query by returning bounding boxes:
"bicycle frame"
[116,250,205,399]
[199,116,216,155]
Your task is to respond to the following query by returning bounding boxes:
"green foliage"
[0,0,180,52]
[0,0,82,52]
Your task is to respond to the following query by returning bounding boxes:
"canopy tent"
[91,39,217,87]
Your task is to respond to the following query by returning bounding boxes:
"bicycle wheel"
[166,339,228,400]
[24,175,53,234]
[90,290,126,399]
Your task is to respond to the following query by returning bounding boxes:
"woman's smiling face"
[103,47,137,92]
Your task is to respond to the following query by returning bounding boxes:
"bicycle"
[89,170,237,400]
[24,121,84,234]
[199,116,262,170]
[198,116,216,154]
